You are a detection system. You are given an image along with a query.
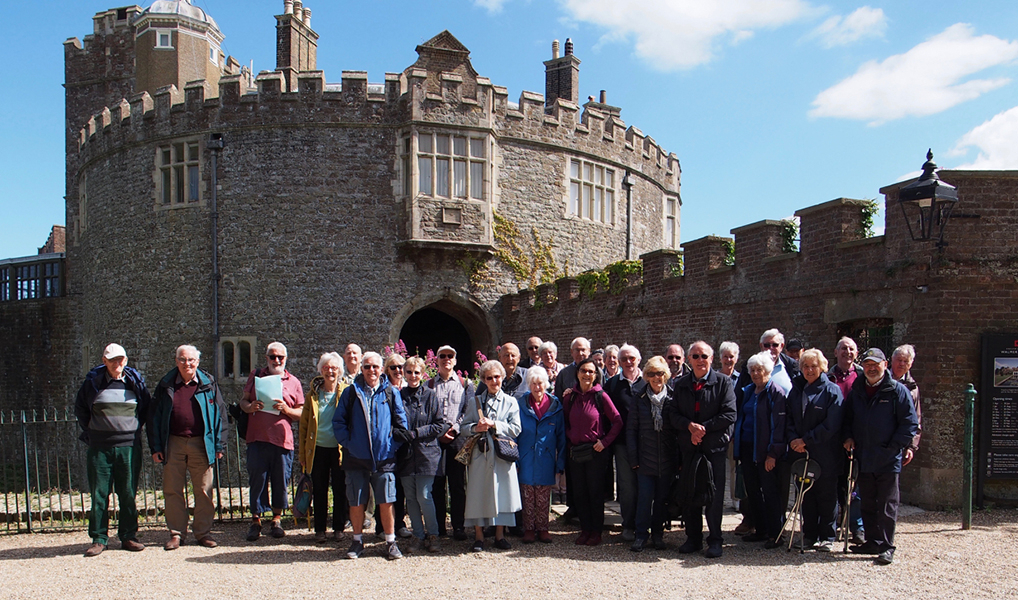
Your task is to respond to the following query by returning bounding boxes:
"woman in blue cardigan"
[516,366,566,543]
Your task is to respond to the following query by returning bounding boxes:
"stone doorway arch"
[390,293,496,375]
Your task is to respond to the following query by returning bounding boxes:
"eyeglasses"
[578,369,597,376]
[666,355,682,361]
[388,365,403,371]
[484,375,502,381]
[267,355,286,361]
[621,356,638,361]
[645,371,666,378]
[689,354,710,360]
[438,354,455,360]
[176,357,198,364]
[762,343,781,349]
[362,364,381,370]
[527,345,539,350]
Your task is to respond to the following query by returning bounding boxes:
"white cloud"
[473,0,508,13]
[951,106,1018,169]
[809,6,887,48]
[810,24,1018,125]
[558,0,814,70]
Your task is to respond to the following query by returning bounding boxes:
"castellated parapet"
[64,2,680,412]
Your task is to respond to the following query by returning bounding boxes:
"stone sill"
[837,235,884,250]
[763,252,798,264]
[396,240,493,254]
[707,265,734,275]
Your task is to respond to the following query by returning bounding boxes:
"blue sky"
[2,0,1017,259]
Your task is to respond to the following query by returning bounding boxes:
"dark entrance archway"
[395,297,494,376]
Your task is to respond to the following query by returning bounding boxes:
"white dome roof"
[141,0,219,32]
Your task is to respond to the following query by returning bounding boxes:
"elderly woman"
[516,366,566,543]
[564,357,623,546]
[603,344,620,379]
[460,360,523,552]
[298,352,349,542]
[396,356,448,553]
[891,344,922,466]
[627,356,675,551]
[538,341,565,386]
[785,349,844,551]
[734,352,787,549]
[384,353,407,389]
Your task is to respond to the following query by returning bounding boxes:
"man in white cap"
[73,343,152,557]
[428,344,472,540]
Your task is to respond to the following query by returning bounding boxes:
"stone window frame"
[408,130,489,201]
[209,43,220,66]
[219,336,257,383]
[154,138,201,210]
[664,194,678,249]
[567,157,615,225]
[154,29,174,50]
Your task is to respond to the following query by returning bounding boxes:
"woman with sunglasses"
[298,352,348,542]
[460,360,522,551]
[384,354,407,389]
[563,357,623,546]
[626,356,676,551]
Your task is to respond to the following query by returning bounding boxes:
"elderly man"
[74,343,152,557]
[334,351,408,560]
[150,345,226,550]
[785,339,805,362]
[519,336,543,370]
[666,341,737,559]
[429,345,472,540]
[891,344,922,465]
[829,337,863,397]
[342,343,363,385]
[553,337,592,399]
[717,340,752,534]
[240,342,304,541]
[499,343,528,398]
[603,345,620,379]
[843,348,918,565]
[666,344,692,385]
[603,343,644,541]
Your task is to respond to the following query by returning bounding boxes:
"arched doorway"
[393,295,495,376]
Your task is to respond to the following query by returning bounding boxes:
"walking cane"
[778,451,820,553]
[840,449,856,553]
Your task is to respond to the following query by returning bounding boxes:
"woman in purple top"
[562,357,623,546]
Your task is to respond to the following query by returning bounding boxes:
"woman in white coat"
[460,360,522,552]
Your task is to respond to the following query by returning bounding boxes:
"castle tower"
[133,0,225,96]
[544,37,580,110]
[275,0,319,92]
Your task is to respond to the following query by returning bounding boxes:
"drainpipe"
[207,133,224,377]
[622,170,633,260]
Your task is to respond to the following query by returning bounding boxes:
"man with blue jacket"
[149,344,226,551]
[843,348,918,565]
[334,351,408,560]
[74,343,152,557]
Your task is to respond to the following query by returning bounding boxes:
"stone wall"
[0,298,78,415]
[500,171,1018,508]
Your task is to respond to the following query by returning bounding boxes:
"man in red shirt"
[240,342,304,541]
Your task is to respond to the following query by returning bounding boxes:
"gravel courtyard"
[1,508,1015,599]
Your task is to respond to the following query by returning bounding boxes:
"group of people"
[74,329,920,565]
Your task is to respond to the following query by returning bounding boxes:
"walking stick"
[777,451,820,553]
[840,449,855,553]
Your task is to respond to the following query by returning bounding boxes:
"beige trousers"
[164,435,215,539]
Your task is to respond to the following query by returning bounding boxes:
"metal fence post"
[963,383,976,530]
[20,411,32,533]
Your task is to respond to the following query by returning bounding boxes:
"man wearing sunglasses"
[240,342,305,541]
[518,336,543,370]
[667,341,736,559]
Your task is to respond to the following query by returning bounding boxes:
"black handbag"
[569,442,595,463]
[475,393,518,462]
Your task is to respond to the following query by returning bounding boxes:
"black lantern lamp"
[897,149,958,248]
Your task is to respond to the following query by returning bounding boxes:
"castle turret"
[133,0,225,97]
[544,37,580,111]
[275,0,319,92]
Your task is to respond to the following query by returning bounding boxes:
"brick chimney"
[544,37,580,111]
[275,0,319,92]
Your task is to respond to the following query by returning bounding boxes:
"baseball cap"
[861,348,886,363]
[103,343,127,360]
[437,345,457,358]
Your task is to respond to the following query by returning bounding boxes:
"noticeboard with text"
[980,334,1018,479]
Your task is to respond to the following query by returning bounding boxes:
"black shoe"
[652,535,666,550]
[764,539,782,549]
[704,542,723,559]
[453,528,468,541]
[851,541,881,555]
[630,538,648,552]
[246,523,261,542]
[471,539,484,552]
[346,540,364,559]
[270,522,285,538]
[677,539,702,554]
[493,537,512,550]
[743,532,769,543]
[875,548,894,565]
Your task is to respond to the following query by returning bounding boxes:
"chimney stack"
[543,36,580,111]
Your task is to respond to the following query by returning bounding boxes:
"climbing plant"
[780,218,799,253]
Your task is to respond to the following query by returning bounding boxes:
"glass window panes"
[568,159,616,224]
[453,136,466,157]
[436,158,450,197]
[470,138,485,158]
[454,160,466,197]
[470,162,484,199]
[436,135,449,155]
[418,157,432,195]
[158,140,200,206]
[415,132,487,200]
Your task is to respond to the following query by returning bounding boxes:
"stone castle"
[1,0,1016,508]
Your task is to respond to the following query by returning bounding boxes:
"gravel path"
[1,508,1015,599]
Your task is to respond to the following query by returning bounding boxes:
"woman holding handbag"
[297,352,348,542]
[459,360,522,552]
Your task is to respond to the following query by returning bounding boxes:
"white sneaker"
[814,540,834,552]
